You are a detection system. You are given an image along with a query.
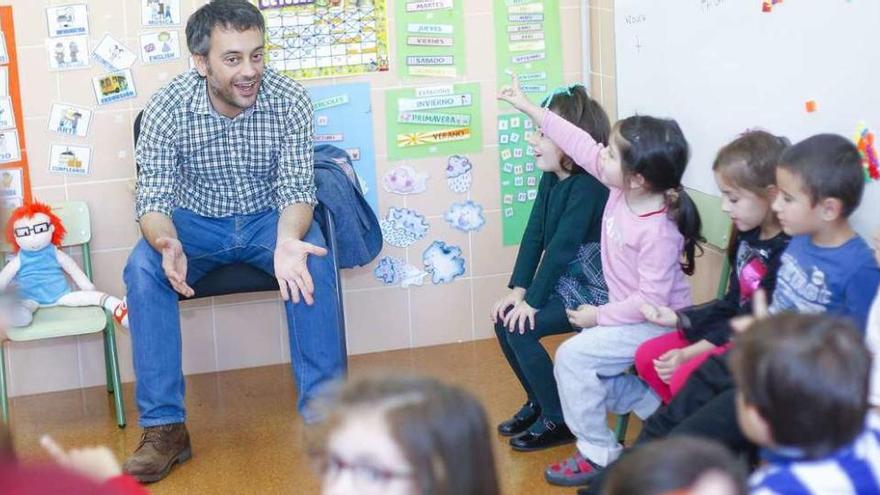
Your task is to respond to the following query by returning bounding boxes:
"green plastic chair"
[612,189,733,444]
[0,201,125,427]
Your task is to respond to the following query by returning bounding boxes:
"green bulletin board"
[498,114,542,245]
[494,0,564,109]
[395,0,465,79]
[495,0,564,245]
[385,83,483,161]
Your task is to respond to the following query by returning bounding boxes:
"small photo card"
[0,35,8,65]
[142,0,181,27]
[0,130,21,163]
[0,167,23,200]
[2,195,22,212]
[47,35,90,71]
[93,34,136,71]
[92,70,137,105]
[0,97,15,130]
[139,30,181,64]
[49,144,91,176]
[48,103,93,137]
[45,4,90,37]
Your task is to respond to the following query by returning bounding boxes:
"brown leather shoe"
[123,423,192,483]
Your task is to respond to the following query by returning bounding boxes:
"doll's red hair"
[4,201,66,252]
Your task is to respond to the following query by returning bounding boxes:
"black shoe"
[497,401,541,437]
[510,418,575,452]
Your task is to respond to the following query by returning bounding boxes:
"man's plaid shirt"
[135,67,316,219]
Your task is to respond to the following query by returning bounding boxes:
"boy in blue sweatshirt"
[769,133,880,331]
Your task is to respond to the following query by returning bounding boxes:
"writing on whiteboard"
[624,14,646,25]
[701,0,726,13]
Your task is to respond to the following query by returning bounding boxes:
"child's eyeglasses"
[14,222,51,238]
[311,451,413,489]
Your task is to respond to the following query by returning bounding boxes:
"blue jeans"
[123,208,345,427]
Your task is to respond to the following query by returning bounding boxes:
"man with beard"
[122,0,344,483]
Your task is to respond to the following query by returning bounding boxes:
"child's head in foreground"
[713,130,789,234]
[772,134,864,237]
[730,313,870,458]
[308,375,499,495]
[602,436,746,495]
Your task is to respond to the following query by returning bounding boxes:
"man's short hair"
[778,133,865,217]
[185,0,265,57]
[730,313,871,458]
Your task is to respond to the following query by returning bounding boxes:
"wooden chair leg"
[104,315,126,428]
[0,343,8,424]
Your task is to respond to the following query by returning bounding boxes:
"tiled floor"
[6,336,640,494]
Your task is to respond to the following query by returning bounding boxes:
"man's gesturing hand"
[155,237,194,298]
[274,238,328,305]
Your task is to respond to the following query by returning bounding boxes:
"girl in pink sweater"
[499,73,703,487]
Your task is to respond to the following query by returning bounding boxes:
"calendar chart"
[261,0,390,80]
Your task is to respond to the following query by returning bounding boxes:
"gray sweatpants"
[554,322,672,466]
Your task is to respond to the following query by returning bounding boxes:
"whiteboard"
[614,0,880,237]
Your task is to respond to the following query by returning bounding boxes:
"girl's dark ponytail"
[664,187,704,276]
[618,116,704,276]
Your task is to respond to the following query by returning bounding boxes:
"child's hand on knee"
[491,288,525,323]
[566,304,598,329]
[504,300,537,334]
[640,304,679,327]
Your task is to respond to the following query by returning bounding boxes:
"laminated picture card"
[49,144,91,176]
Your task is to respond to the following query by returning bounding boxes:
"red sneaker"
[544,451,604,486]
[113,299,129,328]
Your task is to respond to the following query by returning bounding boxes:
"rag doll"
[0,202,127,328]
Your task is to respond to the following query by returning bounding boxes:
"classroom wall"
[3,0,723,398]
